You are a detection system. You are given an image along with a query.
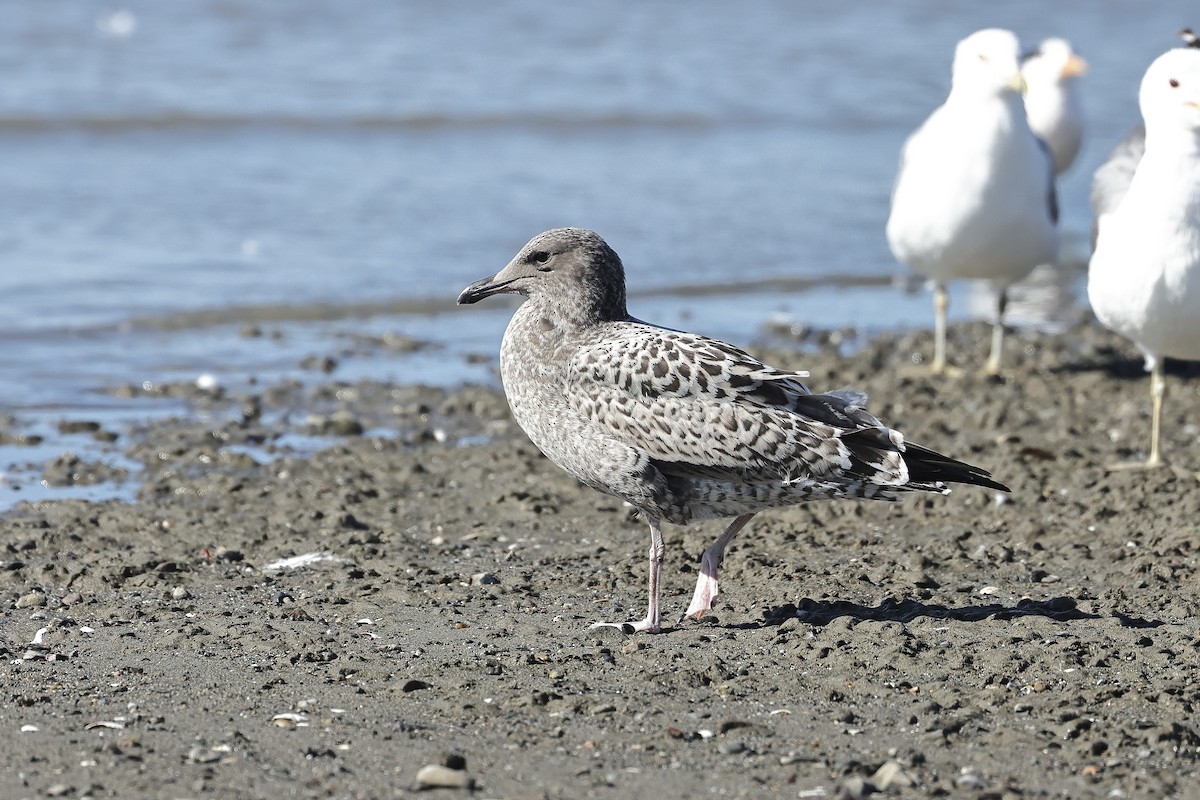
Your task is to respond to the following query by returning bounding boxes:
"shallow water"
[1,0,1195,506]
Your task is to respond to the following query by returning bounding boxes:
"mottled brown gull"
[458,228,1008,633]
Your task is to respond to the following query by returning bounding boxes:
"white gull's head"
[1020,37,1088,87]
[951,28,1025,97]
[1139,46,1200,140]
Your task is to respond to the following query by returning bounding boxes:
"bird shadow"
[1052,352,1200,382]
[742,595,1163,629]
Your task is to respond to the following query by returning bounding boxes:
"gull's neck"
[1143,124,1200,160]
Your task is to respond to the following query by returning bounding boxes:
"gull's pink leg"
[681,513,755,621]
[591,517,665,633]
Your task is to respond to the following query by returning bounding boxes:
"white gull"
[1021,37,1088,176]
[887,28,1059,375]
[1088,45,1200,469]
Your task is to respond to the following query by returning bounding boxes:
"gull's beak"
[457,274,515,305]
[1010,73,1028,94]
[1062,53,1088,78]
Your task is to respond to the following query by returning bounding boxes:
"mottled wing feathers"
[564,322,1008,495]
[570,325,812,406]
[565,324,911,487]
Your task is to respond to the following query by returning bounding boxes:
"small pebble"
[271,713,308,729]
[172,586,191,600]
[327,410,364,436]
[956,773,986,789]
[838,776,869,800]
[187,745,224,764]
[84,720,125,730]
[717,740,746,754]
[871,759,918,790]
[16,592,47,609]
[414,764,475,790]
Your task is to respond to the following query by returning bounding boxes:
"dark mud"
[3,320,1199,799]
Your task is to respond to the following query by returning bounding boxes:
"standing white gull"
[887,28,1059,375]
[1021,37,1088,176]
[458,228,1008,633]
[1090,29,1200,249]
[1088,45,1200,469]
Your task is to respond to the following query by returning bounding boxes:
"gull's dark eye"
[528,251,552,270]
[1169,78,1180,88]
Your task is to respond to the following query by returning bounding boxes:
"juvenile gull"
[887,28,1059,375]
[458,228,1008,633]
[1021,37,1088,176]
[1088,45,1200,469]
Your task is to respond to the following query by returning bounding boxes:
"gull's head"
[457,228,629,321]
[1139,47,1200,136]
[952,28,1025,96]
[1021,37,1088,87]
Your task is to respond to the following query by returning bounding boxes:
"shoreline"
[0,264,1090,511]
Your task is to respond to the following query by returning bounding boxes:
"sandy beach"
[3,318,1199,799]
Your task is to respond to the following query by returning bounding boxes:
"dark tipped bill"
[457,275,514,305]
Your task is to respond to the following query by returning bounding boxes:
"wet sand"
[3,319,1199,799]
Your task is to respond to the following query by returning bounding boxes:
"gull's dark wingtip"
[903,442,1011,493]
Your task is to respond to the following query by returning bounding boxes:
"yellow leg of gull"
[1107,361,1169,472]
[928,283,963,376]
[981,287,1007,376]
